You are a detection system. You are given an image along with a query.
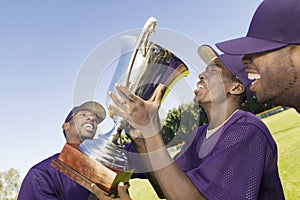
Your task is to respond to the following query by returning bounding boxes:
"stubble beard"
[258,46,298,108]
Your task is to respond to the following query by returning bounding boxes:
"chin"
[256,93,278,106]
[82,133,96,140]
[193,97,200,104]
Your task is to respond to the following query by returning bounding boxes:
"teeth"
[248,73,261,81]
[83,124,93,129]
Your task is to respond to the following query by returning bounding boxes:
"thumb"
[117,182,130,199]
[149,84,167,104]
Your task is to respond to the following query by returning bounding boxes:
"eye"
[93,118,98,124]
[80,113,86,117]
[207,68,218,73]
[206,63,220,73]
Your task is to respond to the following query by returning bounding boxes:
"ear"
[62,122,70,131]
[230,82,245,96]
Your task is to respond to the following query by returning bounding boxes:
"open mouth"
[83,123,94,131]
[248,72,261,83]
[198,85,205,89]
[246,70,261,94]
[247,72,261,91]
[197,82,206,89]
[194,83,205,95]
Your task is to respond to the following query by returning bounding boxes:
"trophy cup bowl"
[107,17,189,134]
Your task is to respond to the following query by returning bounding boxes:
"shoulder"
[25,153,60,180]
[222,110,277,149]
[228,110,270,133]
[231,110,264,125]
[19,154,61,193]
[31,153,59,170]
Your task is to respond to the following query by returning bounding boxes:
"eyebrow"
[76,110,97,117]
[206,63,222,71]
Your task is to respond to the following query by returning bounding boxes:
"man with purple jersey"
[108,45,284,199]
[18,101,131,200]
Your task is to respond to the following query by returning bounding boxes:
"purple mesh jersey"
[174,110,284,199]
[18,154,91,200]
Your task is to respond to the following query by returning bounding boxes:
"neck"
[274,86,300,113]
[203,102,239,130]
[66,131,82,144]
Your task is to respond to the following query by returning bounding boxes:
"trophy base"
[51,143,133,196]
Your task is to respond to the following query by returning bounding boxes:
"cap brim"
[216,36,288,55]
[197,45,218,64]
[77,101,106,124]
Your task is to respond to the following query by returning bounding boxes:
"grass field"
[262,108,300,199]
[128,108,300,200]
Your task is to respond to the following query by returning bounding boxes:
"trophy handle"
[125,17,157,87]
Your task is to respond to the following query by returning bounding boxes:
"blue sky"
[0,0,262,180]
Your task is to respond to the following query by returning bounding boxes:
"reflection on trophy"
[51,16,189,197]
[109,17,189,143]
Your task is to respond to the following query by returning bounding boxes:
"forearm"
[136,134,206,200]
[151,162,205,200]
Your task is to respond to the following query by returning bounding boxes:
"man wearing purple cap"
[109,45,284,199]
[18,101,131,200]
[216,0,300,113]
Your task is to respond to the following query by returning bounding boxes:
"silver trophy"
[105,17,190,143]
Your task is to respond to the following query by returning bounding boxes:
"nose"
[198,72,206,80]
[86,114,97,124]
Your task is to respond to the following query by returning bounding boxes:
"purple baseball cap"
[216,0,300,55]
[198,45,253,101]
[64,101,106,124]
